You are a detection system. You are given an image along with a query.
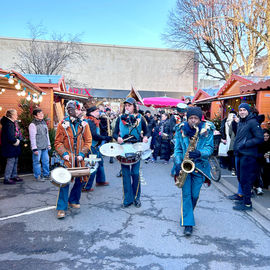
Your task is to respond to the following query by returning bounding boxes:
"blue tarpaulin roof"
[202,88,219,96]
[23,74,62,84]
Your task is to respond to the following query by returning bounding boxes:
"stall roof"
[68,88,186,99]
[240,78,270,93]
[0,69,43,94]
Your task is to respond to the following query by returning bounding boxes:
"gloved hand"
[175,163,181,176]
[105,136,112,142]
[189,150,201,159]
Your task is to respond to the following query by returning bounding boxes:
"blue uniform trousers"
[56,177,83,210]
[181,172,204,227]
[83,146,106,190]
[121,161,141,206]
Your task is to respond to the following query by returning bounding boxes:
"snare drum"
[116,143,141,165]
[51,167,72,187]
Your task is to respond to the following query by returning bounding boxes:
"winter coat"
[153,119,171,161]
[233,113,264,157]
[0,116,21,158]
[174,121,215,178]
[54,117,92,181]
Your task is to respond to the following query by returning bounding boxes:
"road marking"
[221,175,237,178]
[268,208,270,211]
[0,206,56,221]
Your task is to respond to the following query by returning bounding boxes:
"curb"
[212,177,270,233]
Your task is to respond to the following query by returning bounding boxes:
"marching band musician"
[174,107,215,236]
[54,100,92,219]
[82,106,111,192]
[113,97,150,208]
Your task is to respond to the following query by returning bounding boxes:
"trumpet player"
[54,100,92,219]
[174,107,215,236]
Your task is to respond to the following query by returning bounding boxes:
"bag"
[218,142,228,157]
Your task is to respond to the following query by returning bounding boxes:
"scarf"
[120,114,139,126]
[88,116,100,127]
[182,121,203,138]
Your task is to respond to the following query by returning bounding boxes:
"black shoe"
[117,171,122,177]
[184,226,193,236]
[11,176,23,182]
[4,178,16,185]
[121,202,133,208]
[227,194,243,201]
[233,204,252,211]
[109,157,114,164]
[234,200,245,205]
[134,200,141,208]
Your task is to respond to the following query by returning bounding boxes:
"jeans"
[4,157,18,179]
[56,177,83,210]
[83,146,106,190]
[121,161,141,205]
[32,149,50,178]
[235,155,258,205]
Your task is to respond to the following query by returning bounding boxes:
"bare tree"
[163,0,266,80]
[14,23,86,75]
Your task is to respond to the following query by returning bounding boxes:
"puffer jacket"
[174,121,215,177]
[1,116,21,158]
[234,113,264,157]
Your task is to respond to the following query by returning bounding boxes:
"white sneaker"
[256,187,264,195]
[34,176,45,182]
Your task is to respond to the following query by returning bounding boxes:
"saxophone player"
[174,107,215,236]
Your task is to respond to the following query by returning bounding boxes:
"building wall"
[0,37,195,97]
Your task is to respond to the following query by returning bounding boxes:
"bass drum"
[51,167,72,187]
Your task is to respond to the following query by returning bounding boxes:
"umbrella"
[142,97,184,108]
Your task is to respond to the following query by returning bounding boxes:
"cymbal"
[100,143,124,157]
[132,142,149,152]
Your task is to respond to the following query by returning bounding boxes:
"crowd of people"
[0,96,269,237]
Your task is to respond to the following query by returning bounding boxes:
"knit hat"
[186,107,202,120]
[145,110,151,114]
[238,103,251,113]
[86,106,98,116]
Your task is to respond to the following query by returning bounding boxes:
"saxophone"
[175,125,199,188]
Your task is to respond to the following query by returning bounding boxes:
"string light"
[1,88,5,92]
[6,74,14,84]
[15,80,21,90]
[26,92,31,101]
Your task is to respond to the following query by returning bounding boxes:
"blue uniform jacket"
[174,121,215,178]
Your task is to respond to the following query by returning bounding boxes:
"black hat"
[187,107,202,120]
[145,110,151,114]
[86,106,98,116]
[105,107,111,112]
[124,97,136,105]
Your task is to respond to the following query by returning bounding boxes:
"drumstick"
[123,135,134,142]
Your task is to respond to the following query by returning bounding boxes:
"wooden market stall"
[193,88,220,119]
[23,74,89,128]
[0,69,43,116]
[240,78,270,128]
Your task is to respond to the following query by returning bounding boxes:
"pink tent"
[142,97,185,108]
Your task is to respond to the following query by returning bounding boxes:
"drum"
[141,149,152,160]
[100,143,124,157]
[133,142,149,152]
[51,167,72,187]
[116,144,140,165]
[84,155,101,174]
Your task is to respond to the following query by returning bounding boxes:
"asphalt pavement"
[0,158,270,270]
